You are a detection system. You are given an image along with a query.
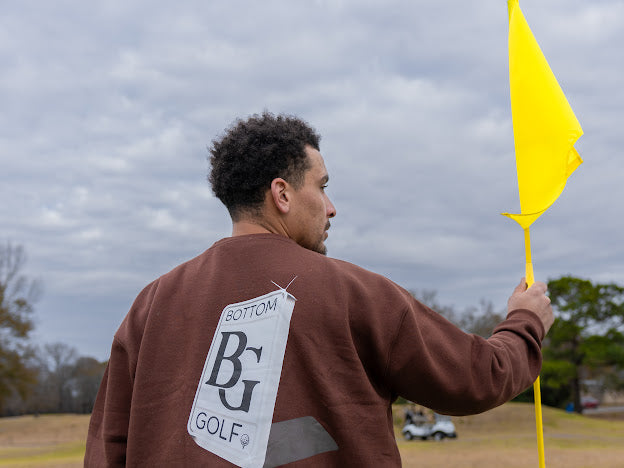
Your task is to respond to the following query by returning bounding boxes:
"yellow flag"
[502,0,583,229]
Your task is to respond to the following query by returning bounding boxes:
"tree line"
[414,276,624,413]
[2,242,623,416]
[2,342,106,416]
[0,243,106,416]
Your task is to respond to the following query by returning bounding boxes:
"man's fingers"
[513,277,527,295]
[528,281,548,295]
[507,279,554,335]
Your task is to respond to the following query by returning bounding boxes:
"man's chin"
[303,240,327,256]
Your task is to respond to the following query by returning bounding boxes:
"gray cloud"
[1,0,622,359]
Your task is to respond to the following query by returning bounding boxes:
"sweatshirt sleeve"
[385,300,544,416]
[84,280,159,467]
[84,338,134,467]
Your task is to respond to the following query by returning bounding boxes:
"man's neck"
[231,220,273,237]
[230,204,289,239]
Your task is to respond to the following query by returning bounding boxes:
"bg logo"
[188,288,296,467]
[205,331,263,412]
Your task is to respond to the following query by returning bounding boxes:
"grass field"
[0,414,88,467]
[395,403,624,468]
[0,403,622,467]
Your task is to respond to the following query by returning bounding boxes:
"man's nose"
[326,197,336,218]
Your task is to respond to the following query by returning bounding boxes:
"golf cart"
[402,413,457,441]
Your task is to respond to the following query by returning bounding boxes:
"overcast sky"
[2,0,622,360]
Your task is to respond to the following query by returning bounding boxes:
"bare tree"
[410,290,504,337]
[36,342,79,412]
[69,356,107,413]
[458,299,505,338]
[0,242,42,410]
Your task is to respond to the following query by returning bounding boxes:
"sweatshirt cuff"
[498,308,545,343]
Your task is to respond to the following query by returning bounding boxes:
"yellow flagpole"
[534,377,545,468]
[506,0,582,464]
[524,227,534,286]
[524,227,545,468]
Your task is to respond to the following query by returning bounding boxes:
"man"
[85,112,553,467]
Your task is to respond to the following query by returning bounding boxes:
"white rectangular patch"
[187,289,296,467]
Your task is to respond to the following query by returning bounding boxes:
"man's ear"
[270,178,291,214]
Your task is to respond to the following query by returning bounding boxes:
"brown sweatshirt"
[85,234,544,467]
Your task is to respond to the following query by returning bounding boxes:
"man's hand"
[507,278,554,335]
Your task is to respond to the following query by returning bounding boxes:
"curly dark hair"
[209,112,321,220]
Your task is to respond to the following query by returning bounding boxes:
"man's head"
[209,112,320,219]
[209,112,336,254]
